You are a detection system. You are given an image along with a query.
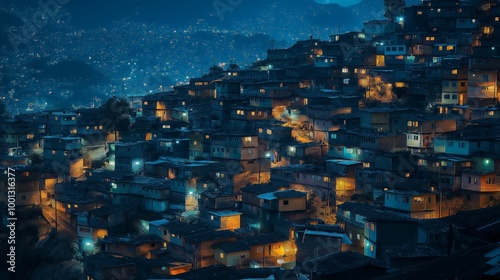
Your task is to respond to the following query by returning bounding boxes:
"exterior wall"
[0,167,41,205]
[468,70,498,99]
[462,173,500,192]
[277,197,306,212]
[336,209,365,254]
[196,238,238,268]
[103,242,161,258]
[382,45,406,55]
[149,223,169,241]
[211,135,258,161]
[77,225,108,243]
[434,139,490,156]
[214,249,250,267]
[463,191,500,210]
[385,192,436,214]
[209,214,241,230]
[360,111,390,131]
[248,241,289,262]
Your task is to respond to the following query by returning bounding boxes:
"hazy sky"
[315,0,363,6]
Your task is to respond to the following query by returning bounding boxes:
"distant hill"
[0,0,412,30]
[38,60,107,84]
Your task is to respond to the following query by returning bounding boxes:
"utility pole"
[54,197,58,231]
[262,245,265,268]
[438,164,442,218]
[122,78,125,99]
[258,157,261,184]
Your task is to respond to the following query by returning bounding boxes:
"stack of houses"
[1,0,500,279]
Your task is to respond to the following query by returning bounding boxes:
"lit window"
[52,150,56,155]
[206,135,210,139]
[342,68,348,73]
[219,252,224,258]
[267,129,272,135]
[259,128,263,133]
[418,159,427,166]
[245,137,252,142]
[439,46,443,51]
[417,11,422,15]
[413,197,424,204]
[495,17,499,22]
[144,101,148,106]
[447,46,454,51]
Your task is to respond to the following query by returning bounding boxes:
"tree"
[100,96,131,140]
[204,65,224,77]
[303,153,324,167]
[29,153,43,166]
[307,192,337,224]
[227,63,240,71]
[384,0,405,21]
[0,100,9,118]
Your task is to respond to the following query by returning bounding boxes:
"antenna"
[122,78,125,99]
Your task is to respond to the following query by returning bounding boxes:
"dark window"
[283,200,289,205]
